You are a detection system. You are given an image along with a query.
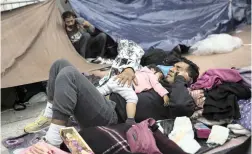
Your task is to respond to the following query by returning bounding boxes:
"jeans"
[74,32,107,58]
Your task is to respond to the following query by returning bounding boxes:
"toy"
[60,127,94,154]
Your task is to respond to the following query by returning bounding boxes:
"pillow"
[157,65,172,76]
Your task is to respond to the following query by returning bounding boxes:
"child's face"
[150,69,163,81]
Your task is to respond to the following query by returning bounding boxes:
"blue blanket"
[69,0,249,51]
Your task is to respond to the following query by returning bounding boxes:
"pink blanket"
[20,142,69,154]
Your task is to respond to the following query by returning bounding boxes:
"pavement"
[1,101,46,153]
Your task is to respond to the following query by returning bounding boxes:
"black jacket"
[110,75,195,123]
[203,82,251,120]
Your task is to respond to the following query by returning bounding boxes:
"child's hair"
[147,64,164,78]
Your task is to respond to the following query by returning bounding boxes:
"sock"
[43,102,53,118]
[45,123,65,146]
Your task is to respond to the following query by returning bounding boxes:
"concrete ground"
[1,102,46,153]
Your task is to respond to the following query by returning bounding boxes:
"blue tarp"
[69,0,248,51]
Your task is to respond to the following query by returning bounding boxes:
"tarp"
[1,0,106,88]
[70,0,237,51]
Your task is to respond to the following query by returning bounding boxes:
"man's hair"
[180,57,199,83]
[62,11,77,21]
[147,64,164,77]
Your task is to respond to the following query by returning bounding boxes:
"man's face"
[166,62,189,83]
[64,16,76,28]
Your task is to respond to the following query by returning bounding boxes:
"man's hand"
[163,95,169,107]
[178,71,190,82]
[114,68,138,87]
[25,143,50,154]
[83,21,91,28]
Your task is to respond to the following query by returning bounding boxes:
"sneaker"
[24,111,52,133]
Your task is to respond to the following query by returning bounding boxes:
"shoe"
[24,110,52,133]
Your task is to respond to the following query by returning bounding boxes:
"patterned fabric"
[99,39,145,86]
[190,109,203,119]
[188,89,205,108]
[60,123,186,154]
[20,142,68,154]
[235,99,251,131]
[2,130,47,154]
[236,66,251,89]
[98,126,130,154]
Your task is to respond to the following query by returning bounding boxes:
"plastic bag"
[189,34,243,56]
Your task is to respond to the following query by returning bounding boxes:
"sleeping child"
[97,64,169,123]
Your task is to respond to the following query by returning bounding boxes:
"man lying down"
[23,39,200,147]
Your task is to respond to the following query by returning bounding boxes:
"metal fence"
[1,0,40,11]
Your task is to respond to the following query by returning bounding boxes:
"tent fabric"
[1,0,106,88]
[70,0,238,51]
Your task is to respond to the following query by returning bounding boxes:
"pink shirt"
[134,67,168,97]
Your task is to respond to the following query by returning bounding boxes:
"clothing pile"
[191,68,251,123]
[188,67,251,145]
[157,116,250,154]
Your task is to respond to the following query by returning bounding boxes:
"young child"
[97,65,169,122]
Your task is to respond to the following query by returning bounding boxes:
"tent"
[65,0,252,75]
[1,0,250,88]
[1,0,106,88]
[70,0,251,51]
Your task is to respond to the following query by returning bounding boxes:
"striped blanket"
[60,123,186,154]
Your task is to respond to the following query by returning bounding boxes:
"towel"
[168,117,201,154]
[207,125,229,145]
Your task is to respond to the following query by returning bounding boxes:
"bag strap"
[147,118,156,126]
[147,118,160,132]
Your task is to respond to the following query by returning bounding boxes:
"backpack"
[126,118,162,154]
[140,44,190,67]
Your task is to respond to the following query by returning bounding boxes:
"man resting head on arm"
[110,57,200,122]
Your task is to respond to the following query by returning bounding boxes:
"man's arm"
[75,17,95,34]
[169,75,195,116]
[114,40,145,86]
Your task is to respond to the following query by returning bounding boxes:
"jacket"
[134,67,168,97]
[111,75,195,122]
[203,82,251,120]
[191,68,242,90]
